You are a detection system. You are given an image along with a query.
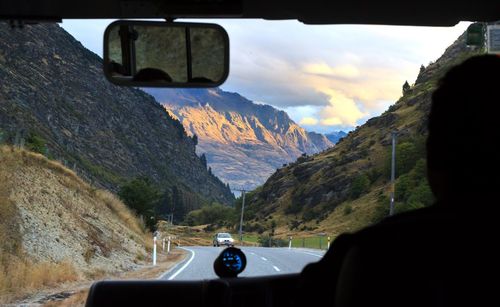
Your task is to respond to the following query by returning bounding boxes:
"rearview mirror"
[103,20,229,87]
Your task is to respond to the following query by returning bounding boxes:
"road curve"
[161,246,324,280]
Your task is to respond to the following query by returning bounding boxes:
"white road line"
[273,266,281,272]
[250,252,256,255]
[261,257,268,261]
[300,251,323,258]
[165,248,196,280]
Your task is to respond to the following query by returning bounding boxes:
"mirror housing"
[103,20,229,88]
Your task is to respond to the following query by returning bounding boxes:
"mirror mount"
[118,25,138,76]
[103,20,229,88]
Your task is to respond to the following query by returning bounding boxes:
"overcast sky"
[62,19,469,134]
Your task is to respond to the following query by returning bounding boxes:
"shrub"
[243,222,265,234]
[343,204,353,215]
[384,136,426,179]
[285,200,302,215]
[258,235,288,247]
[349,174,370,199]
[184,203,235,226]
[302,209,317,221]
[289,219,301,230]
[25,132,47,155]
[402,80,411,95]
[372,194,390,223]
[367,168,382,184]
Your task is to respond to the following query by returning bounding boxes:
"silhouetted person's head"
[427,55,500,206]
[133,68,172,82]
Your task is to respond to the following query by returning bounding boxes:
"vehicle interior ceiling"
[0,0,498,26]
[1,1,499,307]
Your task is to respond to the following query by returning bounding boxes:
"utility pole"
[389,132,397,216]
[236,189,247,242]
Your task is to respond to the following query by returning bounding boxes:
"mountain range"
[0,23,234,210]
[147,88,333,190]
[325,131,347,144]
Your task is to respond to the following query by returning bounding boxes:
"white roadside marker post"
[289,236,292,249]
[153,236,157,266]
[327,236,331,249]
[167,236,171,254]
[162,238,165,252]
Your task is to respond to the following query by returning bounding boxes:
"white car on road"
[213,233,235,247]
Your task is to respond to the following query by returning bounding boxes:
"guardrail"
[289,235,331,250]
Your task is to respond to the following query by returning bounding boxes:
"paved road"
[160,246,325,280]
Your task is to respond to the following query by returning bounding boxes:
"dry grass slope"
[0,146,151,303]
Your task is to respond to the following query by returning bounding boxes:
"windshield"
[0,18,476,305]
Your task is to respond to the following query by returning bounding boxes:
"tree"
[118,177,161,229]
[395,142,420,177]
[200,153,207,168]
[402,80,411,95]
[349,174,370,199]
[270,220,276,237]
[26,132,47,155]
[171,185,187,223]
[192,134,198,146]
[419,64,425,74]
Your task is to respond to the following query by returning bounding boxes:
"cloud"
[303,63,360,79]
[61,19,471,132]
[299,117,319,125]
[319,89,368,126]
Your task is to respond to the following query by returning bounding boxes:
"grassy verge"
[241,234,259,244]
[290,236,330,250]
[22,249,187,306]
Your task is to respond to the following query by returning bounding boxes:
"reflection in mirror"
[104,21,229,87]
[191,27,226,83]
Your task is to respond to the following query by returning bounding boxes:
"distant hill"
[148,88,333,190]
[240,31,482,238]
[0,23,234,211]
[325,131,347,144]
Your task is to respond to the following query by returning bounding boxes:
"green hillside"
[238,31,484,239]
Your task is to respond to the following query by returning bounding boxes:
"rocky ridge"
[148,88,333,190]
[0,23,233,206]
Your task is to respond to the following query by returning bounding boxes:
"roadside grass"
[40,250,186,307]
[43,290,89,307]
[93,189,150,247]
[0,254,79,303]
[241,234,259,243]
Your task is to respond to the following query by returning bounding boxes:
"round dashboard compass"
[213,247,247,278]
